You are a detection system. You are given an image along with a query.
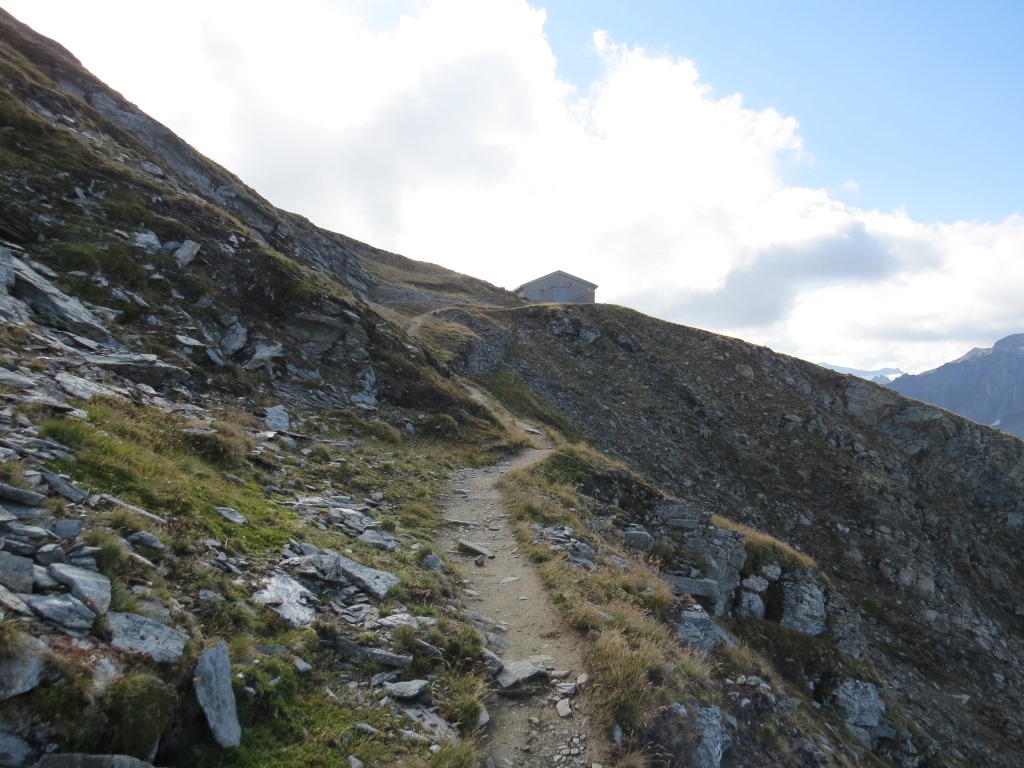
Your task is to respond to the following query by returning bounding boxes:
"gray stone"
[290,551,398,600]
[39,470,88,503]
[264,405,290,432]
[194,642,241,748]
[741,575,769,593]
[85,353,188,387]
[55,373,119,401]
[35,544,67,566]
[0,585,30,616]
[832,679,885,728]
[33,565,60,590]
[107,612,188,663]
[401,705,459,743]
[623,527,655,552]
[496,660,546,690]
[421,552,446,571]
[760,564,782,582]
[691,705,726,768]
[48,563,112,614]
[0,632,47,700]
[457,540,495,559]
[252,571,317,627]
[244,342,283,370]
[174,240,201,267]
[674,605,730,656]
[780,570,827,636]
[556,698,572,717]
[384,679,429,699]
[481,647,504,675]
[0,368,35,390]
[126,531,165,550]
[25,594,95,637]
[3,250,111,342]
[328,635,412,668]
[0,552,33,592]
[133,231,161,252]
[664,575,720,602]
[356,529,400,552]
[0,731,32,767]
[0,483,45,507]
[51,519,83,539]
[215,506,247,525]
[219,323,248,357]
[736,591,766,621]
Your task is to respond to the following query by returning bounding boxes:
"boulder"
[496,660,546,690]
[107,612,188,663]
[674,605,731,656]
[780,570,827,636]
[355,529,400,552]
[383,679,429,699]
[252,571,317,627]
[623,527,655,551]
[291,551,398,600]
[0,632,47,700]
[0,552,33,593]
[2,249,111,343]
[263,405,290,432]
[193,643,241,748]
[48,563,112,614]
[691,705,727,768]
[25,594,95,637]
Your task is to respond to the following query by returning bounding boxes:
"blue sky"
[541,0,1024,223]
[5,0,1024,373]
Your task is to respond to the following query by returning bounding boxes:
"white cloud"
[5,0,1024,373]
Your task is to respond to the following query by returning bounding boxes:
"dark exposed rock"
[193,643,241,749]
[0,632,47,701]
[106,612,188,663]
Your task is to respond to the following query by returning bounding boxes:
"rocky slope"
[889,333,1024,439]
[0,8,1021,768]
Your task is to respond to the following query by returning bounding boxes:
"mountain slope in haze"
[1,8,1023,768]
[889,333,1024,438]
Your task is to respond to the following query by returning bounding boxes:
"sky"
[5,0,1024,373]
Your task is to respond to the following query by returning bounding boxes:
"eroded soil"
[438,429,609,768]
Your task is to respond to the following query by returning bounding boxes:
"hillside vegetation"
[0,8,1021,768]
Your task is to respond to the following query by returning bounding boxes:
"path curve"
[439,427,610,768]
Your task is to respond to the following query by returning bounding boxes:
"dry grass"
[710,514,819,574]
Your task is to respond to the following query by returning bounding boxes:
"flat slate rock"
[107,612,188,663]
[25,594,95,637]
[384,679,430,699]
[0,481,46,506]
[356,529,401,552]
[215,506,247,525]
[329,635,412,668]
[496,660,547,690]
[0,551,34,593]
[0,632,47,700]
[48,563,111,614]
[40,469,88,503]
[457,540,495,559]
[252,571,317,627]
[292,551,398,600]
[194,642,241,748]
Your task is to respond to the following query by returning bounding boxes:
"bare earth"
[438,426,610,768]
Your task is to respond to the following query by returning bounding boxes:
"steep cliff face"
[442,303,1024,766]
[889,333,1024,439]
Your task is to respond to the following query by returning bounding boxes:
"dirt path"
[439,426,610,768]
